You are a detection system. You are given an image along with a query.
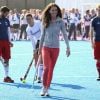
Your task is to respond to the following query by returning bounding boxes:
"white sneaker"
[40,87,46,96]
[37,77,42,83]
[45,89,50,96]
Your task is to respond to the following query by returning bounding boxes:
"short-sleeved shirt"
[0,17,10,40]
[92,17,100,41]
[26,21,41,50]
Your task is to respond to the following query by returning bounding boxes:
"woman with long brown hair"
[39,3,70,96]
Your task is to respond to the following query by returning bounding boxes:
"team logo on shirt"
[5,22,8,26]
[97,21,100,24]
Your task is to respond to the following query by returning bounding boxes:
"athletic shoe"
[97,78,100,81]
[45,89,50,96]
[4,76,14,83]
[37,77,41,83]
[40,87,46,96]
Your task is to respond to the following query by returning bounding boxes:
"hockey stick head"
[20,77,23,81]
[20,77,26,83]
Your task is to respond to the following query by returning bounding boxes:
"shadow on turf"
[0,82,41,89]
[0,82,61,91]
[52,83,86,90]
[42,96,79,100]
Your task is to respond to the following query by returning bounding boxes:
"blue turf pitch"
[0,41,100,100]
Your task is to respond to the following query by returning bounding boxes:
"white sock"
[0,57,4,65]
[35,66,38,77]
[38,64,43,79]
[4,66,9,77]
[14,33,17,40]
[14,33,19,40]
[11,33,15,40]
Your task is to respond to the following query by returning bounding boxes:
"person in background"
[12,9,20,40]
[19,9,27,40]
[82,10,91,40]
[68,8,78,40]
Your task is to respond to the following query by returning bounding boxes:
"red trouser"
[94,42,100,75]
[42,47,59,88]
[94,42,100,60]
[0,40,11,60]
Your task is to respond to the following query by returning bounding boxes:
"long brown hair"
[42,3,62,28]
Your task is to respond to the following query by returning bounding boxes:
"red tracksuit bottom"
[42,47,59,88]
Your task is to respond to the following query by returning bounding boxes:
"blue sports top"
[0,17,10,40]
[92,17,100,41]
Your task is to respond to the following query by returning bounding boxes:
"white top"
[26,21,41,50]
[63,12,68,23]
[8,14,14,26]
[84,15,91,26]
[20,14,27,25]
[69,13,78,25]
[13,13,20,24]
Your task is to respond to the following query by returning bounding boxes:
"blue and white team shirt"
[26,20,41,50]
[0,17,10,41]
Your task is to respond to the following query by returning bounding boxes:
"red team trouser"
[94,42,100,75]
[0,40,11,61]
[42,47,59,88]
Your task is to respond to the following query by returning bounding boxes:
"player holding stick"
[26,14,43,83]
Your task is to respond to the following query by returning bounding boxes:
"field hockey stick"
[20,57,34,82]
[32,54,42,87]
[31,66,39,88]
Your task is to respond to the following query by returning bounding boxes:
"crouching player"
[26,14,43,83]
